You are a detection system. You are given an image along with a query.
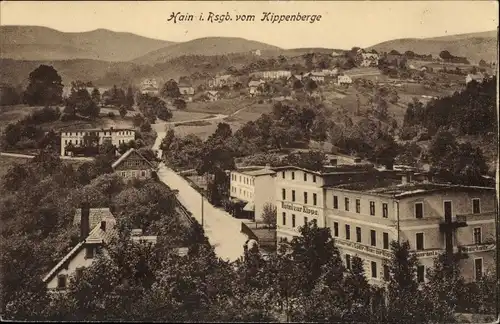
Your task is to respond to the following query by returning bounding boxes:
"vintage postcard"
[0,1,498,322]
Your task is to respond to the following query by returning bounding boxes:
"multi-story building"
[229,166,276,222]
[274,166,496,284]
[60,128,135,156]
[140,79,159,95]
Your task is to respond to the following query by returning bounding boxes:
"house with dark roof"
[43,204,189,291]
[111,148,158,180]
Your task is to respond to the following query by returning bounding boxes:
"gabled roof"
[248,80,264,87]
[207,90,219,96]
[111,148,156,170]
[42,214,117,283]
[178,83,193,88]
[73,208,113,229]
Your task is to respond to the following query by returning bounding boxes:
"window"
[333,222,339,237]
[415,202,424,219]
[416,233,424,250]
[304,216,308,226]
[85,246,94,259]
[303,173,307,181]
[345,254,351,270]
[355,199,361,213]
[292,172,295,180]
[472,199,481,214]
[345,224,351,240]
[304,192,308,204]
[292,214,296,228]
[313,193,317,206]
[333,196,338,209]
[473,227,482,244]
[370,230,376,247]
[345,198,350,211]
[282,212,286,226]
[57,274,67,289]
[292,190,296,202]
[369,201,375,216]
[141,171,146,177]
[383,232,389,249]
[382,203,388,218]
[282,171,285,179]
[313,175,316,182]
[75,267,83,281]
[239,176,241,182]
[417,265,425,283]
[282,189,286,200]
[356,227,362,243]
[383,265,390,281]
[474,258,483,281]
[371,261,377,278]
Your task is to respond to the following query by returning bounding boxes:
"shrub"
[107,112,115,118]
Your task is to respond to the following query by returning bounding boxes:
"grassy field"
[0,104,43,132]
[186,97,257,115]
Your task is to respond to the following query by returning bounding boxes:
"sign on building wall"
[281,202,319,216]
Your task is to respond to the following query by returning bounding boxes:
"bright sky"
[1,1,498,49]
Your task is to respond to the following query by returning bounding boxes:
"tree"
[161,79,181,98]
[439,50,454,60]
[125,86,135,109]
[119,105,127,118]
[91,88,101,106]
[65,82,100,118]
[0,84,22,106]
[23,65,63,106]
[160,129,176,154]
[173,98,186,110]
[304,79,318,93]
[386,240,428,323]
[261,203,277,229]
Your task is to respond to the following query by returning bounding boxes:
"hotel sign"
[414,250,442,258]
[335,239,392,259]
[459,244,495,253]
[281,202,319,216]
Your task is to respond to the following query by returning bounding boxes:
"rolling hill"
[369,30,497,63]
[133,37,282,65]
[0,25,175,62]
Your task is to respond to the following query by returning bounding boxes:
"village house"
[287,74,303,87]
[465,73,485,84]
[337,74,353,86]
[331,50,343,57]
[207,90,219,101]
[111,148,158,180]
[42,204,189,291]
[248,80,265,96]
[251,49,262,56]
[60,128,135,157]
[140,79,159,95]
[304,71,327,83]
[321,68,339,76]
[252,70,292,80]
[208,74,233,88]
[178,81,195,96]
[229,165,276,222]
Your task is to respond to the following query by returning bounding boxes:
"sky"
[1,1,498,49]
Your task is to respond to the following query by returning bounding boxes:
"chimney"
[80,202,90,240]
[330,158,338,166]
[100,220,106,232]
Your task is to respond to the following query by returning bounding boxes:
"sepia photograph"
[0,0,498,322]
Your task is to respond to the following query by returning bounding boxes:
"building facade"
[111,148,157,180]
[229,166,276,222]
[274,166,496,285]
[60,128,135,156]
[252,70,292,80]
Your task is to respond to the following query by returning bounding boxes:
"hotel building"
[60,128,135,156]
[274,165,496,284]
[229,166,276,222]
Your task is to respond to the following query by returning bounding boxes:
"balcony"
[439,216,467,232]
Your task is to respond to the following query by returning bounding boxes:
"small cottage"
[111,148,157,180]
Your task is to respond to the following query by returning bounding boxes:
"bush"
[107,112,115,118]
[60,113,75,122]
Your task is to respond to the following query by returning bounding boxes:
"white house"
[337,75,353,86]
[43,205,187,291]
[60,128,135,156]
[229,165,276,222]
[207,90,219,101]
[248,80,265,96]
[140,79,159,95]
[465,73,485,84]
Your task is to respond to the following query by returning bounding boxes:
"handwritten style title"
[167,12,322,24]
